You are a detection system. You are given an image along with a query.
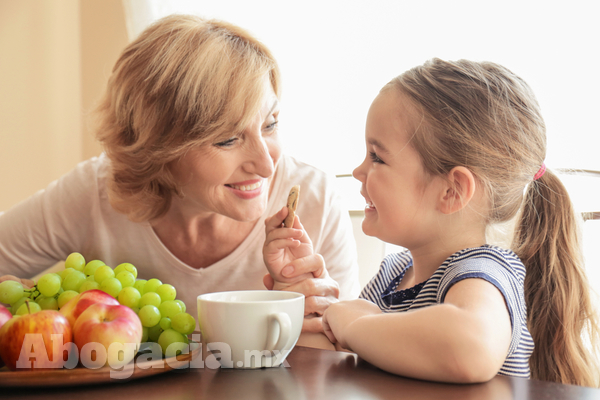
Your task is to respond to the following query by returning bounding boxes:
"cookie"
[283,185,300,228]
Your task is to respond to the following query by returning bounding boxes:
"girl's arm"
[323,278,512,383]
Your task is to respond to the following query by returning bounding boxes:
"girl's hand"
[263,254,340,332]
[263,206,314,287]
[322,299,382,349]
[0,275,35,289]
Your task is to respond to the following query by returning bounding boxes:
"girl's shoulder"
[444,244,525,279]
[441,245,526,288]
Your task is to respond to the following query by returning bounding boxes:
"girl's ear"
[439,166,477,214]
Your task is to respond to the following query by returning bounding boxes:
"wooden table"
[2,346,600,399]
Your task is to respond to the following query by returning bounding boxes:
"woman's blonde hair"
[95,14,281,222]
[388,58,599,387]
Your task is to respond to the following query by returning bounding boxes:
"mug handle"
[265,312,292,351]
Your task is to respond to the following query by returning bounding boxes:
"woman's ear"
[439,166,477,214]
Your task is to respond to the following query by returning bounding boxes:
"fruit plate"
[0,341,201,387]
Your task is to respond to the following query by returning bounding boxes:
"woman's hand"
[263,206,314,288]
[263,207,340,333]
[322,299,382,350]
[0,275,35,289]
[263,255,340,332]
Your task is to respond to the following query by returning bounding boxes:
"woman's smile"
[225,178,266,199]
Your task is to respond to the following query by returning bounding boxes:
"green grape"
[61,270,86,292]
[175,300,186,313]
[37,273,61,297]
[94,265,115,283]
[159,317,171,331]
[141,327,149,343]
[171,312,196,335]
[143,278,162,293]
[16,300,42,315]
[84,260,105,277]
[0,280,24,304]
[138,305,161,327]
[158,300,182,319]
[79,280,100,293]
[59,268,75,281]
[99,277,122,298]
[118,286,141,308]
[10,296,28,311]
[156,284,176,302]
[57,290,79,308]
[114,263,138,279]
[131,307,140,314]
[158,329,187,357]
[139,292,161,308]
[133,279,147,294]
[65,252,86,272]
[147,323,164,342]
[116,271,135,288]
[36,295,59,310]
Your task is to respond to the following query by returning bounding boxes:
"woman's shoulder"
[278,154,332,186]
[274,155,338,206]
[52,154,111,199]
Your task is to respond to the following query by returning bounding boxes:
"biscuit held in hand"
[284,185,300,228]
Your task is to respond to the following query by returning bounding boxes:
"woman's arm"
[323,278,512,383]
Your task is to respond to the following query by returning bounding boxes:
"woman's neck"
[151,209,257,269]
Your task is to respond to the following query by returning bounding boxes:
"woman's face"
[169,78,282,222]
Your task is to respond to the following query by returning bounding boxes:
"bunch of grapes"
[0,252,196,355]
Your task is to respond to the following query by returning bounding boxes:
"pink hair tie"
[533,163,546,181]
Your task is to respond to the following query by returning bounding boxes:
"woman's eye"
[369,151,384,164]
[214,137,238,147]
[265,120,279,132]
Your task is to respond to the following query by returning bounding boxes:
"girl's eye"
[214,137,238,147]
[369,151,384,164]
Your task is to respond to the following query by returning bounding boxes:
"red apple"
[59,289,119,327]
[0,304,12,368]
[73,303,142,368]
[0,310,72,370]
[0,304,11,327]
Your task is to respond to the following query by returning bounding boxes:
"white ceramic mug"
[197,290,304,368]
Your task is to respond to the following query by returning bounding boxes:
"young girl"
[264,58,599,386]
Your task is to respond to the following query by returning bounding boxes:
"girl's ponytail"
[512,169,599,386]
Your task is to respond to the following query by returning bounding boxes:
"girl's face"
[168,78,282,222]
[353,89,443,248]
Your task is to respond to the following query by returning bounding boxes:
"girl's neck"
[404,229,487,287]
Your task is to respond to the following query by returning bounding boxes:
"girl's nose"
[353,159,367,183]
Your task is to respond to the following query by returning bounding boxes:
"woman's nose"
[245,136,275,177]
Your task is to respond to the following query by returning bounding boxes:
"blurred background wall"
[0,0,128,212]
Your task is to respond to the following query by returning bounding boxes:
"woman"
[0,15,360,340]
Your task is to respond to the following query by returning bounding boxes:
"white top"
[0,154,361,315]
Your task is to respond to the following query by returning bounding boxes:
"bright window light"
[128,0,600,177]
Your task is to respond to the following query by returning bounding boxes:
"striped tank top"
[360,245,534,378]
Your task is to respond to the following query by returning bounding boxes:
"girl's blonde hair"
[388,58,599,387]
[95,14,281,222]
